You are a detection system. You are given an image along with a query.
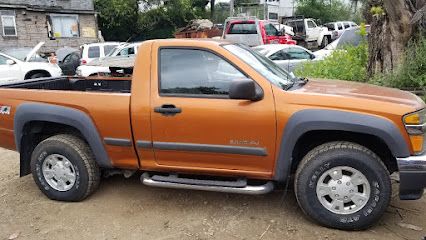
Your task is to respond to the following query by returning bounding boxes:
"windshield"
[224,44,294,90]
[325,29,363,50]
[1,48,47,62]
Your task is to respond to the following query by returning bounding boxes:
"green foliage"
[295,0,352,24]
[370,6,385,17]
[95,0,211,41]
[370,37,426,89]
[94,0,140,41]
[295,42,368,82]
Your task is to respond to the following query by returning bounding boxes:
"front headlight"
[403,109,426,154]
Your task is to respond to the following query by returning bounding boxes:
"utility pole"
[230,0,234,17]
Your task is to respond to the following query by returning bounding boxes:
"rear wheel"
[30,134,100,202]
[321,36,330,48]
[295,141,391,230]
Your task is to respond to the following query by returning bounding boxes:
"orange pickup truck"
[0,39,425,230]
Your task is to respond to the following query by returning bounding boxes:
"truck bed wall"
[0,86,139,169]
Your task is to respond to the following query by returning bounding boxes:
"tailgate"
[224,34,262,47]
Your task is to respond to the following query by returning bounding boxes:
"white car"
[314,27,363,60]
[324,21,358,41]
[253,44,317,72]
[79,42,121,65]
[76,42,142,77]
[0,42,62,85]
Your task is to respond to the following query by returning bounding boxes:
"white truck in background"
[282,16,332,50]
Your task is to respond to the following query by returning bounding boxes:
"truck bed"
[0,76,131,93]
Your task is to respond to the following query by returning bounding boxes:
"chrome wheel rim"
[42,154,76,192]
[316,166,370,215]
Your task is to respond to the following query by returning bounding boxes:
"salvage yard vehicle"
[0,42,62,85]
[283,16,332,49]
[79,42,121,65]
[223,17,296,46]
[0,39,425,230]
[253,44,317,72]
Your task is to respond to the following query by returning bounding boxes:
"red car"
[223,17,297,47]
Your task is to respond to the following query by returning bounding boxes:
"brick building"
[0,0,100,52]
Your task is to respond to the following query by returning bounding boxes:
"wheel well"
[291,130,397,175]
[24,70,51,79]
[19,121,84,176]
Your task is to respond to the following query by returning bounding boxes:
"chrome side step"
[141,173,274,195]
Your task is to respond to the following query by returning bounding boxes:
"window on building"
[1,11,17,36]
[50,14,79,38]
[268,12,278,20]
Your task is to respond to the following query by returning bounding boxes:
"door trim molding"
[138,141,267,156]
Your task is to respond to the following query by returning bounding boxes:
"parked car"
[325,21,358,41]
[283,16,332,49]
[0,39,425,231]
[314,27,365,60]
[79,42,121,65]
[58,51,81,76]
[0,42,62,85]
[253,44,316,72]
[222,17,296,47]
[76,42,142,77]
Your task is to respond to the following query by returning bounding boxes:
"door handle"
[154,104,182,116]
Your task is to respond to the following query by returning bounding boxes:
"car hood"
[25,42,44,62]
[296,79,424,109]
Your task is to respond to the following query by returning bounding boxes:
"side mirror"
[310,54,316,59]
[229,78,263,101]
[6,59,15,65]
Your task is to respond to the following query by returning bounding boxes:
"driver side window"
[0,55,8,65]
[159,48,246,97]
[269,50,289,61]
[286,47,312,60]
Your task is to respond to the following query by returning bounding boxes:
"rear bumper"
[397,155,426,200]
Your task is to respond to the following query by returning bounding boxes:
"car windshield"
[325,28,364,50]
[224,44,294,90]
[1,48,47,62]
[105,46,120,57]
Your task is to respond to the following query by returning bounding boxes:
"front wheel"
[295,141,391,230]
[30,134,101,202]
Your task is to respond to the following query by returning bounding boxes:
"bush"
[294,42,368,82]
[370,37,426,89]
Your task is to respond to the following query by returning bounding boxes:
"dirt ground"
[0,148,425,240]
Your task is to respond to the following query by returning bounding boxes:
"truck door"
[305,20,319,42]
[149,44,276,176]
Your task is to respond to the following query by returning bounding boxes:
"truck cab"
[283,16,332,49]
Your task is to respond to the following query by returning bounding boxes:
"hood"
[25,42,44,62]
[296,79,425,109]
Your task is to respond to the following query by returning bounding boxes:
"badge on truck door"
[0,106,11,115]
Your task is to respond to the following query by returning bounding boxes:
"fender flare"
[14,103,112,168]
[274,109,410,183]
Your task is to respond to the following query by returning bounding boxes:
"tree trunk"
[367,0,415,77]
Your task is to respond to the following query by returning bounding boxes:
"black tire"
[321,36,330,48]
[295,141,391,230]
[27,72,48,79]
[30,134,101,202]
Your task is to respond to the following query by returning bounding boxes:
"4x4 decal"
[0,106,11,115]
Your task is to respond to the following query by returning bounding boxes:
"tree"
[295,0,352,24]
[94,0,140,41]
[365,0,426,77]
